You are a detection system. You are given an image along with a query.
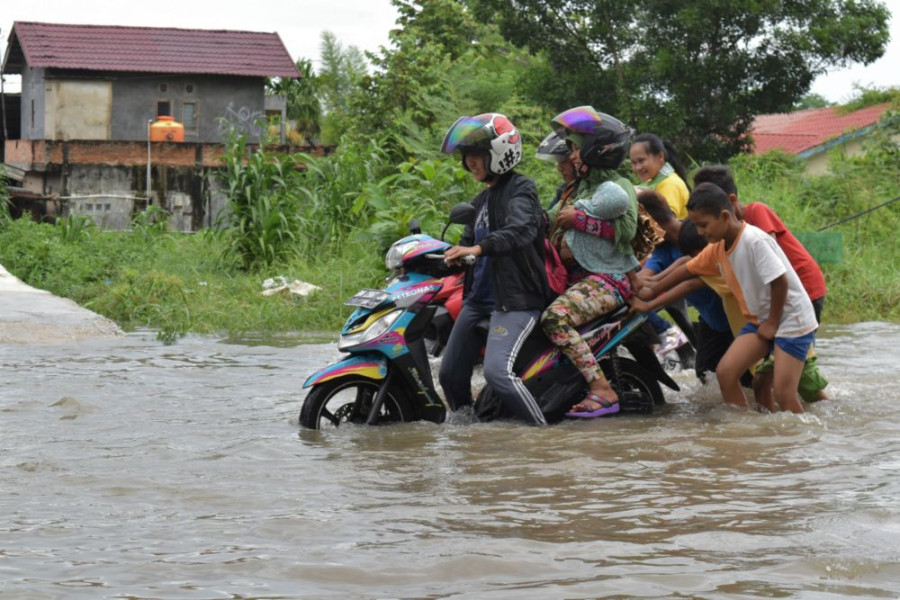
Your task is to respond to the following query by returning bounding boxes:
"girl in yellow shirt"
[630,133,690,219]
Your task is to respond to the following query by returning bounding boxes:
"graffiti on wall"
[217,102,265,138]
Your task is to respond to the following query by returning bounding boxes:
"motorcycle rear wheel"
[600,357,665,408]
[300,376,414,430]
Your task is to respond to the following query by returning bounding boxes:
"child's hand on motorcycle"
[444,245,481,266]
[637,286,655,301]
[627,296,651,313]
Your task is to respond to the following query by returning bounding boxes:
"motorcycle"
[473,305,677,423]
[300,204,679,429]
[299,206,473,430]
[430,203,677,423]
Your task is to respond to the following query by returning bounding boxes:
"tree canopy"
[466,0,891,160]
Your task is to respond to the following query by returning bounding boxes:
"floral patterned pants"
[540,276,629,383]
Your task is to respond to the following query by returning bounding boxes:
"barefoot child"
[683,183,818,413]
[692,165,828,404]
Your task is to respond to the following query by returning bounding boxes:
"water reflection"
[1,325,899,598]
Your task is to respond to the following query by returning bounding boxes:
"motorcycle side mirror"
[448,203,476,225]
[408,219,422,234]
[441,203,476,241]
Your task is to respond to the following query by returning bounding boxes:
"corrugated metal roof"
[751,104,891,155]
[3,21,300,78]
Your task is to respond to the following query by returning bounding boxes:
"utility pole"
[146,118,152,204]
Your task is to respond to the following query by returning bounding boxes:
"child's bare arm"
[758,274,787,340]
[647,255,691,284]
[638,262,694,300]
[629,277,705,313]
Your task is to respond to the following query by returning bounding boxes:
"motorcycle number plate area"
[345,289,391,309]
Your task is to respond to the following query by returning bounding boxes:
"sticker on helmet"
[492,115,515,136]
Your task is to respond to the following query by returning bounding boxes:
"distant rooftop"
[750,103,891,156]
[2,21,300,79]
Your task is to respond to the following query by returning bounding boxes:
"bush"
[216,131,306,271]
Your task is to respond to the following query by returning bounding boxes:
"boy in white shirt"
[683,183,818,413]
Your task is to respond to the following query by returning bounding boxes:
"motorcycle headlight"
[338,309,403,350]
[385,240,419,270]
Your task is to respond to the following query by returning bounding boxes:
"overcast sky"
[1,0,897,105]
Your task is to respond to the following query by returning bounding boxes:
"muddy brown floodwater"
[1,323,899,599]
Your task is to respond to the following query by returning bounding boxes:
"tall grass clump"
[217,130,306,271]
[0,178,10,224]
[293,134,479,253]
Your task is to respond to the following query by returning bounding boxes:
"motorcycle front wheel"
[299,376,415,430]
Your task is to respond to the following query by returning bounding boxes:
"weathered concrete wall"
[4,140,228,171]
[3,138,328,231]
[20,67,46,140]
[20,69,266,144]
[45,81,112,141]
[62,164,209,231]
[110,74,265,143]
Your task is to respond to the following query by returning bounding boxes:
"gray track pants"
[438,303,547,426]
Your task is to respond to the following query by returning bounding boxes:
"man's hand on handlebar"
[444,245,481,266]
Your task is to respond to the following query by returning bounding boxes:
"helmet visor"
[551,106,602,137]
[441,115,492,154]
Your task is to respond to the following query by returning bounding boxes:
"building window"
[182,101,198,131]
[157,100,172,117]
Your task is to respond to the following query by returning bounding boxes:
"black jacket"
[461,172,550,312]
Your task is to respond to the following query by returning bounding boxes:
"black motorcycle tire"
[475,356,664,423]
[600,357,665,407]
[299,376,416,430]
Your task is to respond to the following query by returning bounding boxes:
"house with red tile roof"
[749,103,893,174]
[0,21,302,230]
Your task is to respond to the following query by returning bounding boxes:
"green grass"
[0,218,384,342]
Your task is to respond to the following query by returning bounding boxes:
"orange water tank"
[150,116,185,142]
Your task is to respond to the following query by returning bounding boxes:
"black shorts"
[694,319,734,379]
[811,296,825,324]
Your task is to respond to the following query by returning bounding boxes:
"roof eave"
[796,124,880,159]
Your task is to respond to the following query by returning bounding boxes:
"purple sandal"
[565,392,620,418]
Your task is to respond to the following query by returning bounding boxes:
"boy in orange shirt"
[683,183,818,413]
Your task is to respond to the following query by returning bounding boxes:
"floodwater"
[1,323,899,599]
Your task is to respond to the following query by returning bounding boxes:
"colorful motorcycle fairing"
[521,313,649,380]
[303,354,388,388]
[395,234,452,262]
[342,273,443,332]
[386,234,452,271]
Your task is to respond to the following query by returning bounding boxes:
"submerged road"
[0,264,121,344]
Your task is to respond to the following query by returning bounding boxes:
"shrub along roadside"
[0,216,385,342]
[0,112,896,341]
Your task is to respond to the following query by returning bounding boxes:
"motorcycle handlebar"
[425,253,476,265]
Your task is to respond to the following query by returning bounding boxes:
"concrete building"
[1,21,300,230]
[750,103,894,175]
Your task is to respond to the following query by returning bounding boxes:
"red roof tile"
[4,21,300,78]
[751,104,891,155]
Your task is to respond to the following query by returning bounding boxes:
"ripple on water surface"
[1,325,899,598]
